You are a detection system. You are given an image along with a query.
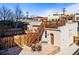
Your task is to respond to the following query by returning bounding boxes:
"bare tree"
[15,5,23,21]
[0,6,14,21]
[0,6,16,29]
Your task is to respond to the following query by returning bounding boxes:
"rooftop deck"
[20,43,60,55]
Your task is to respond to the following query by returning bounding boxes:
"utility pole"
[26,12,29,19]
[63,8,66,15]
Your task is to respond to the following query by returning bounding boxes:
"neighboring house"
[15,21,28,30]
[75,13,79,20]
[0,20,15,29]
[75,13,79,31]
[41,15,78,54]
[66,14,75,22]
[33,16,47,22]
[48,13,64,21]
[48,13,76,22]
[28,22,42,30]
[16,16,47,22]
[0,20,28,37]
[17,16,47,30]
[16,17,33,23]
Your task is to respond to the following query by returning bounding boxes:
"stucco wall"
[41,22,78,54]
[58,22,78,54]
[41,29,60,46]
[48,13,61,21]
[58,22,78,49]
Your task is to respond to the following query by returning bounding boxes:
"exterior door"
[50,33,54,45]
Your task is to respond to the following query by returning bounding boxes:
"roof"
[33,16,47,20]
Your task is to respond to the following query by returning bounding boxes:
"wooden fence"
[0,36,17,50]
[0,28,25,37]
[0,23,45,50]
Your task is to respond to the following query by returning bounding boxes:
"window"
[53,14,59,16]
[49,19,51,21]
[68,16,72,20]
[45,31,47,38]
[76,17,79,20]
[52,19,54,21]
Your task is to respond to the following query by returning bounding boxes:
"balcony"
[43,20,66,28]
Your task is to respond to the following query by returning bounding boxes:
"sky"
[0,3,78,16]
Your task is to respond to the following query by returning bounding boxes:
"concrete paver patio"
[19,43,60,55]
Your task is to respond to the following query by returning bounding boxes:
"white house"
[48,13,63,21]
[41,21,78,55]
[28,22,42,31]
[75,14,79,20]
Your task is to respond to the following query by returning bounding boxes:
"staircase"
[25,23,44,47]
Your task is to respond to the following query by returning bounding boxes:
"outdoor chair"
[31,44,36,52]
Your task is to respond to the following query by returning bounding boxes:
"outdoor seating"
[31,43,42,52]
[31,44,36,52]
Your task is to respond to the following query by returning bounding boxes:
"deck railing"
[0,22,45,49]
[73,36,79,45]
[24,23,44,47]
[0,36,17,50]
[0,28,25,37]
